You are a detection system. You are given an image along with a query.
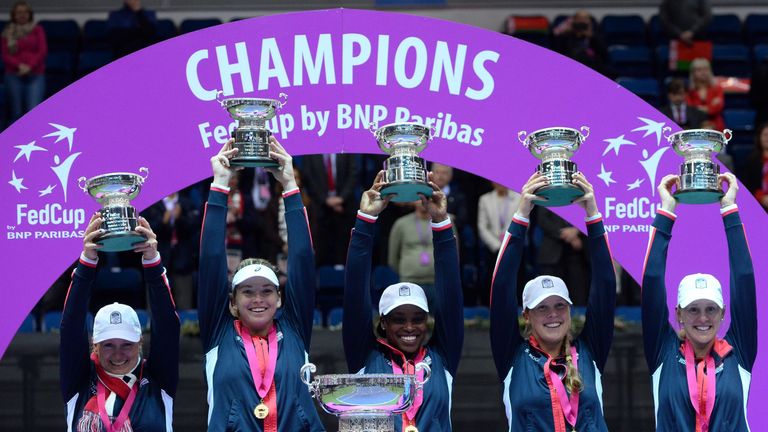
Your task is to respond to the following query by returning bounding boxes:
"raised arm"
[266,139,316,347]
[489,173,544,381]
[572,173,617,372]
[197,141,238,351]
[641,175,679,371]
[59,214,102,401]
[719,174,757,370]
[343,171,390,372]
[422,174,463,375]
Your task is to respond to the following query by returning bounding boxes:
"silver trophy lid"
[664,127,731,156]
[78,168,148,203]
[518,126,589,159]
[370,122,434,154]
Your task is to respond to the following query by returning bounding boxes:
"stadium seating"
[42,311,62,332]
[39,20,80,53]
[712,44,751,77]
[707,14,743,44]
[19,314,36,333]
[135,309,150,331]
[723,109,757,147]
[327,307,344,330]
[608,45,653,77]
[155,19,178,41]
[601,15,647,46]
[76,50,114,78]
[617,77,661,107]
[82,19,110,50]
[745,14,768,45]
[180,18,223,34]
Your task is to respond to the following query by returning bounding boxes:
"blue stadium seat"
[463,306,490,322]
[754,44,768,63]
[135,309,150,330]
[77,50,114,77]
[43,311,62,332]
[655,45,671,78]
[327,307,343,330]
[373,265,399,291]
[712,44,751,77]
[608,45,653,77]
[155,19,177,41]
[648,15,669,47]
[616,306,641,323]
[317,265,345,325]
[617,77,661,107]
[571,306,587,317]
[317,265,345,289]
[39,20,80,53]
[706,14,743,44]
[313,309,323,328]
[745,14,768,45]
[19,314,37,333]
[45,51,75,97]
[178,309,199,326]
[180,18,223,34]
[723,109,756,148]
[83,19,110,50]
[724,92,751,110]
[601,15,647,46]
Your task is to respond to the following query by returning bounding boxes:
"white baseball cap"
[93,303,142,343]
[677,273,723,309]
[522,275,572,310]
[378,283,429,316]
[231,263,279,291]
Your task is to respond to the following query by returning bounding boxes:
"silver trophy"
[301,362,430,432]
[518,126,589,207]
[78,168,149,252]
[371,122,433,203]
[664,127,731,204]
[219,92,287,167]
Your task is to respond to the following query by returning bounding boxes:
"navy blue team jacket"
[343,214,463,432]
[60,254,180,431]
[642,208,756,431]
[489,214,616,432]
[198,186,324,431]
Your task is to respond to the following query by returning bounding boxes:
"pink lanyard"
[96,380,138,432]
[545,345,580,431]
[379,339,426,424]
[236,321,278,399]
[683,341,716,432]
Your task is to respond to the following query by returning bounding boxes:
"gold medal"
[253,403,269,419]
[404,426,419,432]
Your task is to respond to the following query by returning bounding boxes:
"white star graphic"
[602,134,637,156]
[597,164,616,187]
[14,140,47,163]
[627,178,644,190]
[8,171,27,193]
[39,184,56,196]
[43,123,77,152]
[631,117,667,146]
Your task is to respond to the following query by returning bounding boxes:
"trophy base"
[230,157,280,168]
[338,414,393,432]
[381,182,433,203]
[533,184,584,207]
[674,189,724,204]
[97,231,147,252]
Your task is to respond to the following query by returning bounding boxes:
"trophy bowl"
[301,362,430,432]
[519,126,588,207]
[219,93,287,168]
[665,127,731,204]
[371,122,433,203]
[78,168,149,252]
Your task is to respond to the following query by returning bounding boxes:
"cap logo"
[695,278,707,289]
[542,278,554,289]
[109,311,122,325]
[253,265,262,271]
[399,285,411,296]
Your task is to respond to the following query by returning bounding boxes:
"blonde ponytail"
[564,336,583,394]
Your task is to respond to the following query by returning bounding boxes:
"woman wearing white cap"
[60,214,180,431]
[642,172,755,431]
[489,172,616,432]
[343,170,462,432]
[198,138,324,431]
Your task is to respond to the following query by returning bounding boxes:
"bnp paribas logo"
[7,123,87,240]
[598,117,672,233]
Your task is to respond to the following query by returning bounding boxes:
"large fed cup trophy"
[219,92,287,167]
[664,127,731,204]
[371,122,433,203]
[301,362,430,432]
[518,126,589,207]
[78,168,149,252]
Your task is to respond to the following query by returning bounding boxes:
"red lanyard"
[683,340,716,432]
[96,379,138,432]
[531,337,579,432]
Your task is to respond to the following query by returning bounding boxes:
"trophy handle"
[77,176,88,193]
[277,93,288,110]
[428,124,437,142]
[722,129,732,143]
[579,126,590,139]
[415,362,431,389]
[368,122,379,135]
[300,363,316,388]
[662,126,673,141]
[517,131,528,146]
[137,167,149,184]
[215,90,225,105]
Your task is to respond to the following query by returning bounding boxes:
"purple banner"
[1,8,765,417]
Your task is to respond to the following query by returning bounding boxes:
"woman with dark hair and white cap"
[198,138,324,431]
[343,170,462,432]
[642,172,756,431]
[489,172,616,431]
[60,214,180,431]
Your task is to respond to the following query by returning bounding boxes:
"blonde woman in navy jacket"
[642,173,756,431]
[490,172,616,432]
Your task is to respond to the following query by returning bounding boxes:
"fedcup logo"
[110,311,122,324]
[541,278,555,289]
[6,123,87,240]
[599,116,675,233]
[399,285,411,296]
